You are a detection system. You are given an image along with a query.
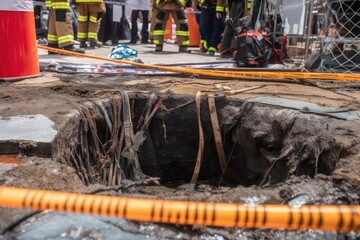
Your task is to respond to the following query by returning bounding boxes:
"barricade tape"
[0,186,359,231]
[37,45,360,82]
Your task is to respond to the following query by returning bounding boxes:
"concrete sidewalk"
[37,40,227,65]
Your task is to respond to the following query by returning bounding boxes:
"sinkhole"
[52,92,353,187]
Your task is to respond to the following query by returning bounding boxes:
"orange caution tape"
[0,186,359,231]
[37,45,360,82]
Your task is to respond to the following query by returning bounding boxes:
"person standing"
[193,0,228,55]
[76,0,105,49]
[219,0,244,57]
[46,0,85,53]
[128,0,151,44]
[153,0,191,52]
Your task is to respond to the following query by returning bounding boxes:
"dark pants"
[35,5,48,38]
[130,10,149,42]
[199,8,225,51]
[98,4,126,44]
[70,6,78,39]
[220,0,244,54]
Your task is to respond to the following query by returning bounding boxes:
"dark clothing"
[98,4,129,45]
[70,6,78,39]
[130,10,149,42]
[35,5,48,39]
[220,0,244,54]
[195,0,227,52]
[227,0,233,11]
[199,7,225,51]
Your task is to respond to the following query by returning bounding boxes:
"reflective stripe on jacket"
[196,0,228,12]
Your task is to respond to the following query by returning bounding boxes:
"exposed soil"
[1,72,360,239]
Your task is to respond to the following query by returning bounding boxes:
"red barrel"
[0,0,40,80]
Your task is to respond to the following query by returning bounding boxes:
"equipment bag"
[233,30,273,67]
[233,15,281,67]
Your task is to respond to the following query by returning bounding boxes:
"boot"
[200,42,208,52]
[141,37,149,44]
[208,50,215,56]
[89,41,103,49]
[63,45,85,54]
[155,45,163,52]
[47,43,59,55]
[179,46,191,53]
[80,42,88,48]
[208,47,217,56]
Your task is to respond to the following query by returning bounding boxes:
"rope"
[208,95,227,172]
[190,91,205,184]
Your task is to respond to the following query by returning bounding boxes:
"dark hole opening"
[56,93,347,187]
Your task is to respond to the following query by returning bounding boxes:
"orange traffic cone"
[0,0,40,81]
[185,8,200,47]
[164,9,200,46]
[164,14,174,41]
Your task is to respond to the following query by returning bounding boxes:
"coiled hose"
[0,186,359,232]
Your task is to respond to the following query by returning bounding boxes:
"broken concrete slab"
[0,115,57,156]
[247,96,360,121]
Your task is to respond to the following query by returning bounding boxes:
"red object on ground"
[0,0,40,80]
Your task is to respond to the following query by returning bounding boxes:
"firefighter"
[46,0,85,54]
[76,0,105,49]
[153,0,191,52]
[149,0,157,43]
[193,0,228,55]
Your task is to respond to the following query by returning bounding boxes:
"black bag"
[119,16,131,40]
[233,30,273,67]
[233,15,280,67]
